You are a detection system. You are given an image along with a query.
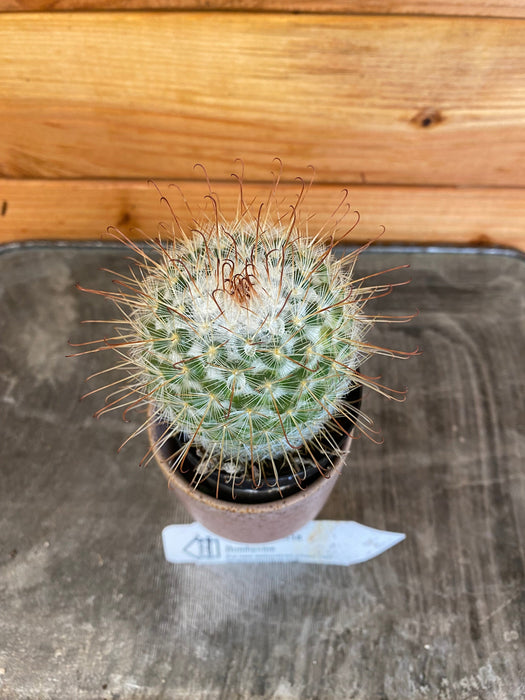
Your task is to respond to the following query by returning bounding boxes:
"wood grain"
[1,179,524,251]
[3,0,525,19]
[1,13,525,186]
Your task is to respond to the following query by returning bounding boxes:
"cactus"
[73,167,415,489]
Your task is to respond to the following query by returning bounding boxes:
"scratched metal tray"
[1,241,524,699]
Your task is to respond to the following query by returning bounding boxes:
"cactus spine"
[75,170,414,487]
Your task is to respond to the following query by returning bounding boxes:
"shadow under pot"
[148,384,362,543]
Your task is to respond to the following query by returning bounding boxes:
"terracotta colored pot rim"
[148,417,352,515]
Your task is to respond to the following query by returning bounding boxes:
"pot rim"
[148,414,352,514]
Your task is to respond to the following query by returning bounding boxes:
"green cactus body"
[73,172,416,488]
[126,219,369,477]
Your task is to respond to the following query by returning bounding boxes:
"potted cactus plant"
[72,165,415,543]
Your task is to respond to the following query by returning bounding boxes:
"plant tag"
[162,520,405,565]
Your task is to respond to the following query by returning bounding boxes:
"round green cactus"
[74,171,415,486]
[131,221,366,469]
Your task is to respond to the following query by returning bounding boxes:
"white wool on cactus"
[72,167,417,485]
[129,220,368,466]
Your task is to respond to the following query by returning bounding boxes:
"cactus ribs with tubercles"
[70,165,418,492]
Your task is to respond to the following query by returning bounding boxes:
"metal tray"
[1,241,524,699]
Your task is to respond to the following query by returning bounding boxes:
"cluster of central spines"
[127,221,368,473]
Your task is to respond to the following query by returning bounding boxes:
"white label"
[162,520,405,566]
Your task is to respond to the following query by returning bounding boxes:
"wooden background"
[1,2,524,250]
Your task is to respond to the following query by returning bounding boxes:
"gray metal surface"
[0,243,524,699]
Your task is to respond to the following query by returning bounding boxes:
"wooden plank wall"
[1,3,524,250]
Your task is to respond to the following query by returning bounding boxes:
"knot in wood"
[411,107,444,129]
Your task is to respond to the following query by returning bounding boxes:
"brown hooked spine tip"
[221,258,258,305]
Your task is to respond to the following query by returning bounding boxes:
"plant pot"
[148,386,362,543]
